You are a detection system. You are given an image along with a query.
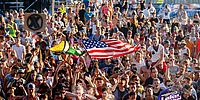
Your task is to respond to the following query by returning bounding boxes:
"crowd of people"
[0,0,199,100]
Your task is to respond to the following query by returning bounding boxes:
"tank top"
[7,22,16,37]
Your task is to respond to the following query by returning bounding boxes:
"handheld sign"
[24,13,46,32]
[158,88,181,100]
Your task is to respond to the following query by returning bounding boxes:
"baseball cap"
[18,68,25,74]
[164,40,170,45]
[36,74,43,80]
[27,83,35,89]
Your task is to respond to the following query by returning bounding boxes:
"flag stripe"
[87,47,135,54]
[88,47,138,57]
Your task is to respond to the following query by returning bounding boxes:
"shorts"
[163,19,170,24]
[151,61,168,73]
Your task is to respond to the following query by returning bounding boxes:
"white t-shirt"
[132,58,146,72]
[162,8,171,19]
[179,47,188,60]
[143,8,150,18]
[147,44,164,62]
[12,44,26,60]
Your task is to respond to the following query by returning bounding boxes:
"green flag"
[67,47,83,56]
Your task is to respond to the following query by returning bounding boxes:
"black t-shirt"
[76,23,84,31]
[79,9,86,22]
[175,35,185,42]
[140,2,145,10]
[120,27,128,38]
[114,87,129,100]
[153,88,163,97]
[35,41,47,51]
[25,53,32,63]
[137,17,145,23]
[122,1,128,11]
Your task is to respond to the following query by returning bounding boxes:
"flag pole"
[78,38,93,68]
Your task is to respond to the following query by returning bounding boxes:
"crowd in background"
[0,0,200,100]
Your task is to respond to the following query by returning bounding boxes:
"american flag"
[82,39,140,59]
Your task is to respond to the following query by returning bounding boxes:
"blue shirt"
[84,12,93,22]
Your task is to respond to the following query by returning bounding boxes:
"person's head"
[40,93,48,100]
[11,65,19,76]
[153,78,160,88]
[36,74,43,85]
[30,70,37,82]
[169,47,174,55]
[43,67,50,76]
[183,77,192,86]
[191,58,198,67]
[178,30,184,37]
[182,60,190,67]
[163,40,170,48]
[129,81,137,92]
[168,56,175,66]
[135,51,142,61]
[179,4,184,10]
[181,40,187,48]
[127,30,132,38]
[145,85,153,96]
[0,35,4,42]
[134,33,140,40]
[111,59,119,66]
[17,68,25,77]
[119,77,127,87]
[27,83,36,96]
[152,11,156,17]
[139,11,144,17]
[95,77,104,87]
[182,85,193,98]
[194,13,199,18]
[150,67,158,78]
[165,80,173,88]
[75,85,84,98]
[102,88,109,99]
[16,78,23,87]
[7,15,13,22]
[178,65,186,75]
[37,34,43,41]
[57,83,66,99]
[194,71,200,81]
[116,7,120,12]
[122,56,130,66]
[86,7,90,13]
[152,37,159,47]
[15,38,21,45]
